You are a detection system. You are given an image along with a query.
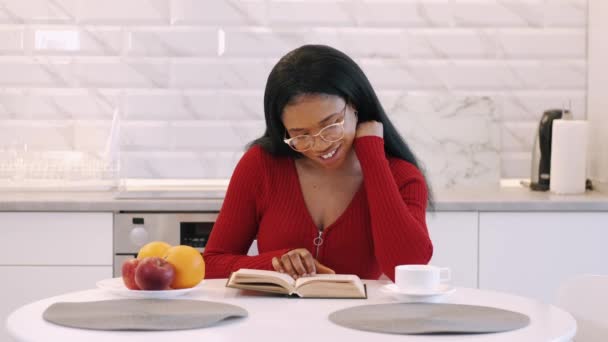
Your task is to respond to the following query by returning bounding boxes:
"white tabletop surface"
[6,279,576,342]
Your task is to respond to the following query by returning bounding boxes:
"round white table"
[6,279,576,342]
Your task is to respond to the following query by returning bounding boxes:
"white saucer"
[380,283,456,303]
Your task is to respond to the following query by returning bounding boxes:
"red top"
[203,136,433,281]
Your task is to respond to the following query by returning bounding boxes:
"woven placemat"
[43,299,247,331]
[329,303,529,335]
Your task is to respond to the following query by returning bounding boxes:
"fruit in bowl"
[121,242,205,291]
[164,245,206,289]
[134,257,176,290]
[121,258,141,290]
[137,241,172,259]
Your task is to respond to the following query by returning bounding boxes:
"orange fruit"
[137,241,172,260]
[163,245,205,289]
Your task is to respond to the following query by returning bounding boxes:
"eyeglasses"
[283,105,347,152]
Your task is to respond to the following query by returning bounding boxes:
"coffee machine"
[529,109,571,191]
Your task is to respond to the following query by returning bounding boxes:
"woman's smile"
[317,143,341,164]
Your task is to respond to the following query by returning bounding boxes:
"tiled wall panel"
[0,0,588,187]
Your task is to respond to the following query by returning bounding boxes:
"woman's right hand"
[271,248,335,279]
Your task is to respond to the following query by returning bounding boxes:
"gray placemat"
[329,303,530,335]
[43,299,248,331]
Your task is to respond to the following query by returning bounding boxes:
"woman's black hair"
[248,44,434,208]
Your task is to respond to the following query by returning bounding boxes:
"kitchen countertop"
[0,184,607,212]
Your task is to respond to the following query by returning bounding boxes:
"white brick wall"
[496,29,585,58]
[27,27,124,55]
[123,89,264,120]
[77,58,170,87]
[0,58,74,87]
[76,0,169,25]
[171,0,266,26]
[587,0,608,183]
[452,1,544,28]
[0,27,24,53]
[0,120,72,149]
[4,89,119,119]
[0,0,589,186]
[0,0,77,24]
[170,58,274,88]
[354,1,452,27]
[128,28,217,56]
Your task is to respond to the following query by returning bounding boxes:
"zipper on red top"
[313,229,324,258]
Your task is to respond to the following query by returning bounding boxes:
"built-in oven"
[113,212,258,277]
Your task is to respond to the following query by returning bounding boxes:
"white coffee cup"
[394,265,451,291]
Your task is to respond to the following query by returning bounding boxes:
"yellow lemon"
[137,241,172,260]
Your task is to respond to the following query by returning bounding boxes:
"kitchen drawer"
[0,212,113,265]
[1,265,112,342]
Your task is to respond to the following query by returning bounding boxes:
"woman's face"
[282,95,357,170]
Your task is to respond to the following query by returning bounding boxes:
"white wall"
[0,0,589,188]
[588,0,608,183]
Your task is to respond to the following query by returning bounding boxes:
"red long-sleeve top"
[203,136,433,281]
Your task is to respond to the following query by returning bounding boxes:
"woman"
[203,45,433,281]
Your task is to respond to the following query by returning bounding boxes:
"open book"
[226,269,367,299]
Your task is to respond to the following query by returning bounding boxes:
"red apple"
[134,257,175,290]
[121,258,140,290]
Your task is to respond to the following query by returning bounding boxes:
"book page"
[295,274,366,298]
[295,274,361,287]
[228,269,296,291]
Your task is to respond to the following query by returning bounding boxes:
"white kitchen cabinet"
[0,212,112,265]
[479,212,608,303]
[426,211,478,288]
[0,212,113,342]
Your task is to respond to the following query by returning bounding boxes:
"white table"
[6,279,576,342]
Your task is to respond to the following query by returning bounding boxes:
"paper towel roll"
[550,120,588,194]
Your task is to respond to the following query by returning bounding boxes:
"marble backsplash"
[0,0,588,189]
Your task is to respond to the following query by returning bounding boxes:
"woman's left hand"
[356,120,383,138]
